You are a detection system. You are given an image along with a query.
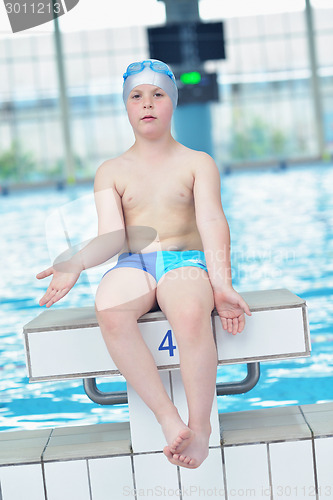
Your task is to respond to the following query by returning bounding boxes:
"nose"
[143,96,153,108]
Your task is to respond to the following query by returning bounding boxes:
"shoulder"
[187,150,220,181]
[195,150,217,167]
[94,155,126,194]
[95,157,118,183]
[176,143,218,172]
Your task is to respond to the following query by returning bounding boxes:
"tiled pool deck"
[0,403,332,499]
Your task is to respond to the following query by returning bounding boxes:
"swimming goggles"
[123,60,176,83]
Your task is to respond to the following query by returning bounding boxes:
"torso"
[102,143,204,253]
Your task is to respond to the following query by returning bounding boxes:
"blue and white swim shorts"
[103,250,208,283]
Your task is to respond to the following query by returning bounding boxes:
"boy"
[37,59,251,469]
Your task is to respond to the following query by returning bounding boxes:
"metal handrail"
[83,378,127,405]
[83,362,261,405]
[216,362,260,396]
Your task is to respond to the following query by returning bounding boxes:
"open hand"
[214,287,251,335]
[36,266,81,308]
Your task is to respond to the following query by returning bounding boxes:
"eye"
[154,92,163,98]
[131,93,141,100]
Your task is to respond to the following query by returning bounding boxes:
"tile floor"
[0,403,332,500]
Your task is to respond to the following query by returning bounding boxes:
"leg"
[156,267,217,468]
[95,267,193,453]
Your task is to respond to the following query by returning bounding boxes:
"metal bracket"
[83,362,260,405]
[83,378,127,405]
[216,362,261,396]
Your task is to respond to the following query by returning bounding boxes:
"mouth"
[141,115,156,121]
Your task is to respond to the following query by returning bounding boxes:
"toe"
[163,449,183,467]
[163,447,200,469]
[163,446,173,460]
[171,453,198,469]
[178,455,193,465]
[169,437,182,453]
[170,428,193,454]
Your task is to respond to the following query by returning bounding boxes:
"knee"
[171,301,212,338]
[96,307,132,338]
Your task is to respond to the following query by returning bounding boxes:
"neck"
[132,132,177,160]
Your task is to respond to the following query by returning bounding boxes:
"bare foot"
[163,430,210,469]
[159,412,194,455]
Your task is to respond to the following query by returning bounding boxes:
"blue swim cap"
[123,59,178,110]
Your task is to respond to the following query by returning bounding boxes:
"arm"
[53,166,126,273]
[193,154,251,334]
[37,162,126,307]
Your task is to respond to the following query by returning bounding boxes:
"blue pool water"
[0,163,332,432]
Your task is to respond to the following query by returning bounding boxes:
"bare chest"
[118,167,195,215]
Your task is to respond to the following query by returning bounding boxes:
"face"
[126,84,173,138]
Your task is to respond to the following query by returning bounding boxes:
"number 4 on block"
[158,329,177,357]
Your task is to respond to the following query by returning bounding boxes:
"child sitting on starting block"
[37,59,251,469]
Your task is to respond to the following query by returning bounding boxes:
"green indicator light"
[180,71,202,85]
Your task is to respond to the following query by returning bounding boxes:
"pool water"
[1,163,332,432]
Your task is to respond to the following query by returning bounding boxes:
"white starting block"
[24,289,310,383]
[22,288,310,493]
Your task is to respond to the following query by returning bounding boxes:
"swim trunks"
[103,250,208,283]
